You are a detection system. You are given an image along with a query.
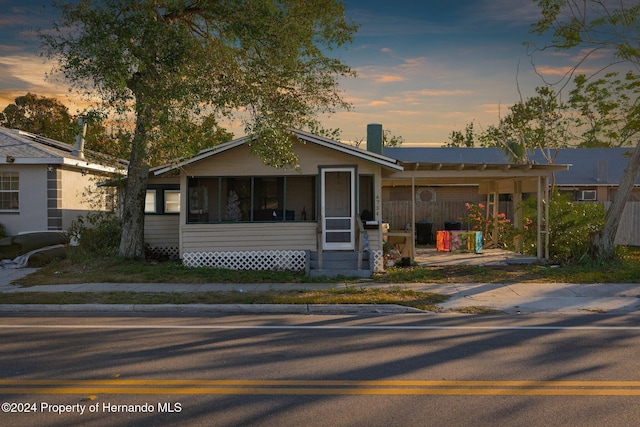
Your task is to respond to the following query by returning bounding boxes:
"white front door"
[321,168,355,250]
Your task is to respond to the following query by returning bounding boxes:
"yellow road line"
[0,379,640,396]
[1,379,640,387]
[1,387,640,396]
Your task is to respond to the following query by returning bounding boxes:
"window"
[0,171,19,211]
[145,190,156,213]
[187,176,316,224]
[164,190,180,213]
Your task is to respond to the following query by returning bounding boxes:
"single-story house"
[149,126,403,277]
[146,126,568,276]
[530,147,640,202]
[0,126,123,236]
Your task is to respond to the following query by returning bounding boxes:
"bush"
[0,223,7,239]
[68,211,122,257]
[460,202,512,249]
[517,192,606,264]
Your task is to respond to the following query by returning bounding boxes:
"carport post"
[411,176,416,259]
[537,176,542,259]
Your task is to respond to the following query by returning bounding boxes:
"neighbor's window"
[144,190,156,213]
[164,190,180,213]
[0,171,19,211]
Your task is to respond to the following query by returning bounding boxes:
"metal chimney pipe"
[72,116,87,159]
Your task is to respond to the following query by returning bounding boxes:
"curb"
[0,303,425,314]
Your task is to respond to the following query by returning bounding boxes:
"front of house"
[145,126,576,275]
[148,127,402,277]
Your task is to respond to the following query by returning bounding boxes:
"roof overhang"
[1,156,123,174]
[153,129,403,176]
[384,162,570,193]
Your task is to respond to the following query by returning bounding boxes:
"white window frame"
[0,171,19,212]
[581,190,597,201]
[145,190,157,213]
[164,190,181,213]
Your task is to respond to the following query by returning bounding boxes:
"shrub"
[517,192,606,264]
[68,211,122,257]
[0,223,7,239]
[460,202,512,248]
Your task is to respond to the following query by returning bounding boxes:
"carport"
[382,148,570,262]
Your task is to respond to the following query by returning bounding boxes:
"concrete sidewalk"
[2,267,640,314]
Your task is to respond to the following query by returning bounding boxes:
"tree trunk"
[118,105,151,259]
[590,140,640,260]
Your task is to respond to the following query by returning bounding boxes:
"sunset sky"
[0,0,617,146]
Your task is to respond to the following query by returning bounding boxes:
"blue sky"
[0,0,608,145]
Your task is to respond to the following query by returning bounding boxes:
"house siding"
[59,167,114,231]
[178,142,385,253]
[144,214,180,257]
[181,222,317,253]
[183,143,381,177]
[0,165,48,234]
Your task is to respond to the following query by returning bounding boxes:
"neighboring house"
[145,126,566,275]
[0,127,123,236]
[535,147,640,246]
[530,148,640,202]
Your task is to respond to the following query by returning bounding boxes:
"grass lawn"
[14,246,640,287]
[4,246,640,309]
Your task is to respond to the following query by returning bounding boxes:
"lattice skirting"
[372,250,384,272]
[182,250,307,271]
[146,246,180,259]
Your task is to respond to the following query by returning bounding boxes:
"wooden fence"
[606,201,640,246]
[383,200,640,246]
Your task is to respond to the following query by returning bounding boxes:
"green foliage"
[68,211,122,257]
[568,71,640,147]
[41,0,357,169]
[531,0,640,67]
[517,193,606,264]
[0,93,74,143]
[460,203,512,249]
[444,122,479,147]
[0,223,7,239]
[481,86,570,163]
[41,0,359,258]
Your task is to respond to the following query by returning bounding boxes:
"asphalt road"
[1,312,640,426]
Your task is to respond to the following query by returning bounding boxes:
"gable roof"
[154,128,403,175]
[0,127,126,173]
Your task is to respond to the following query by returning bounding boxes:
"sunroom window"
[187,176,316,224]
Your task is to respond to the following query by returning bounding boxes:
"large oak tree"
[41,0,357,258]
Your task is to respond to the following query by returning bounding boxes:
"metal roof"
[384,147,509,164]
[530,147,640,185]
[384,146,640,185]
